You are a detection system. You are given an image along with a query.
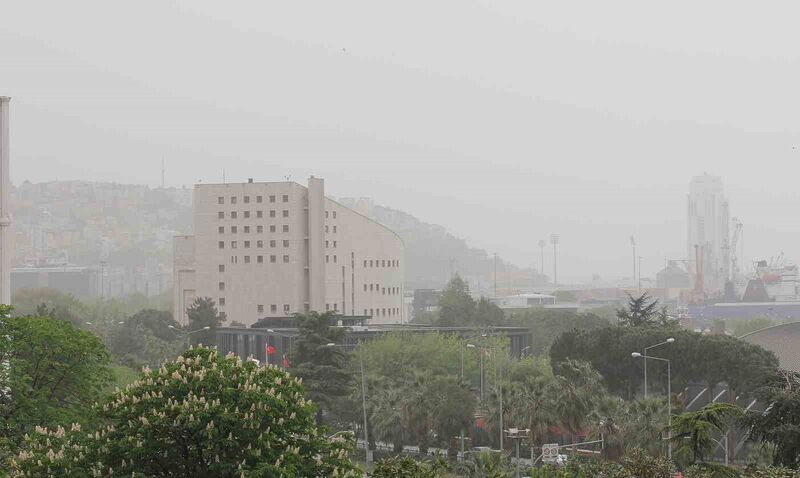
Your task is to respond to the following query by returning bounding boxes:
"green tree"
[437,275,475,326]
[617,293,662,327]
[456,451,513,477]
[747,369,800,469]
[475,297,505,327]
[0,307,112,445]
[290,311,352,424]
[427,376,476,461]
[107,309,184,368]
[671,402,744,464]
[506,358,559,451]
[10,347,360,477]
[185,297,223,346]
[369,456,446,478]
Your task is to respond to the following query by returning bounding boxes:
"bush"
[369,455,446,478]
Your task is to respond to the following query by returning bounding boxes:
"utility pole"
[638,256,642,294]
[493,253,498,299]
[550,234,559,287]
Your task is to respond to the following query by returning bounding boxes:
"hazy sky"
[2,0,800,282]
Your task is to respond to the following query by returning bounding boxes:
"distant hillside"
[338,198,547,293]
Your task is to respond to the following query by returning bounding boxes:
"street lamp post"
[327,343,371,467]
[550,234,560,287]
[505,428,530,478]
[168,325,211,347]
[632,352,672,459]
[642,338,675,398]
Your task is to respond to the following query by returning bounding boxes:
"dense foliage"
[369,455,446,478]
[10,347,359,477]
[0,306,112,445]
[747,370,800,468]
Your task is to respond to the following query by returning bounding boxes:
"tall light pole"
[630,236,636,290]
[327,343,371,466]
[168,325,211,347]
[538,240,546,279]
[641,338,675,398]
[632,352,672,459]
[493,253,498,299]
[550,234,559,288]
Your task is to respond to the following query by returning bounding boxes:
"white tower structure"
[0,97,10,305]
[687,174,730,292]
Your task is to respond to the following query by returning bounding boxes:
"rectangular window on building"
[325,225,329,233]
[231,241,237,249]
[333,211,337,219]
[325,211,329,219]
[364,309,367,316]
[218,211,224,219]
[369,260,373,267]
[270,210,276,218]
[257,195,263,203]
[219,264,225,272]
[325,240,329,248]
[269,240,276,247]
[257,225,263,233]
[244,196,250,204]
[382,288,386,295]
[218,196,224,204]
[282,195,289,202]
[270,225,276,233]
[258,304,263,313]
[364,284,367,292]
[257,210,263,218]
[325,303,330,311]
[218,241,225,249]
[363,260,367,267]
[257,255,263,263]
[244,241,250,248]
[334,303,338,311]
[257,240,263,248]
[282,225,289,233]
[270,304,277,313]
[370,308,373,316]
[231,226,237,234]
[333,255,337,263]
[283,304,290,313]
[244,255,250,263]
[375,283,379,290]
[283,240,289,247]
[219,298,225,306]
[244,226,250,233]
[283,255,289,263]
[326,255,329,263]
[231,211,238,219]
[369,284,373,291]
[244,211,250,219]
[219,282,225,291]
[218,226,224,234]
[269,195,276,203]
[231,196,237,204]
[282,210,289,218]
[333,241,337,248]
[333,226,337,233]
[270,255,277,263]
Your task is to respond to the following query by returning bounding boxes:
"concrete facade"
[173,177,405,326]
[687,174,730,292]
[0,97,11,305]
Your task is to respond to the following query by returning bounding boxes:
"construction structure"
[0,97,11,305]
[687,174,730,298]
[173,177,405,326]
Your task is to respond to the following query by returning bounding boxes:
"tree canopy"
[186,297,224,346]
[10,347,360,477]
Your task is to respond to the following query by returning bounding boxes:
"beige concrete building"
[174,177,404,326]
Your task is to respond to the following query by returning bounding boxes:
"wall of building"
[174,177,404,326]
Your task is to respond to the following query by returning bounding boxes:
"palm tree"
[670,402,744,464]
[456,451,513,478]
[507,374,559,456]
[371,381,407,453]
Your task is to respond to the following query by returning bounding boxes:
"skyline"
[3,0,800,281]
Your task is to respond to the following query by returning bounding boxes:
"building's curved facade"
[174,177,404,326]
[740,321,800,372]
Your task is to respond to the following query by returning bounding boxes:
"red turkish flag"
[266,345,276,356]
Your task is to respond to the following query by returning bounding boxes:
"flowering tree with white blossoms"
[10,347,360,477]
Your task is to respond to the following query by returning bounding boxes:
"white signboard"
[542,443,560,463]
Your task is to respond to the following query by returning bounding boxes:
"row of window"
[255,304,291,314]
[324,211,337,219]
[221,254,290,266]
[218,195,289,205]
[219,224,290,234]
[325,240,338,248]
[363,259,400,268]
[325,303,339,312]
[218,211,289,220]
[324,225,338,234]
[363,307,400,318]
[363,284,400,295]
[219,239,290,249]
